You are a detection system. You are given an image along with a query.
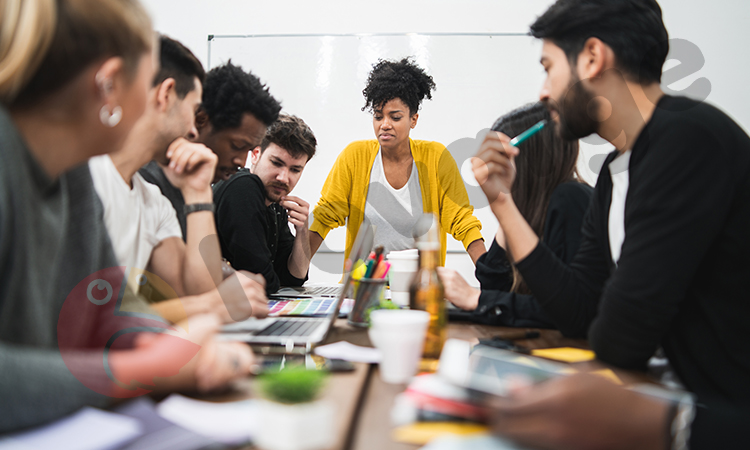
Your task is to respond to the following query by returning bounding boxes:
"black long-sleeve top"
[515,95,750,448]
[471,181,592,328]
[213,169,307,294]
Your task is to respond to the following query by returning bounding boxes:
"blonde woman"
[0,0,259,432]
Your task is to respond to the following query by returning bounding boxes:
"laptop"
[272,285,342,298]
[219,219,374,354]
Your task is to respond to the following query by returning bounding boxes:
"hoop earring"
[99,105,122,127]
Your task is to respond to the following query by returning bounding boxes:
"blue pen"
[509,120,547,147]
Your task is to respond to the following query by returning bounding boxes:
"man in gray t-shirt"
[0,107,161,432]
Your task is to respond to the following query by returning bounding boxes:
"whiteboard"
[207,34,605,253]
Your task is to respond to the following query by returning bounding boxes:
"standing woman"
[0,0,254,432]
[438,103,593,330]
[310,58,485,266]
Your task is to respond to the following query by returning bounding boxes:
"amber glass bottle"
[409,214,446,360]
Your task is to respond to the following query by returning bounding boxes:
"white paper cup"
[387,249,419,307]
[368,309,430,384]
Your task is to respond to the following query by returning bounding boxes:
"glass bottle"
[409,214,446,360]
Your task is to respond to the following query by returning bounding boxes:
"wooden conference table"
[209,318,614,450]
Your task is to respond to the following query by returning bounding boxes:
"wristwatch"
[183,203,215,215]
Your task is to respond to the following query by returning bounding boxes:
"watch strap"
[183,203,215,216]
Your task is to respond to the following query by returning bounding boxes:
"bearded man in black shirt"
[213,114,317,295]
[474,0,750,449]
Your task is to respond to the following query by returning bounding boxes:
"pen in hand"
[501,119,547,148]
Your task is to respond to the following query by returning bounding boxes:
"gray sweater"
[0,107,156,432]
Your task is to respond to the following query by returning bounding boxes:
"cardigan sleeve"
[435,147,483,249]
[310,144,355,239]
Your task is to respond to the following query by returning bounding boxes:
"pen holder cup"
[347,278,387,328]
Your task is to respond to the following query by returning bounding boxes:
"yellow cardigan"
[310,138,483,266]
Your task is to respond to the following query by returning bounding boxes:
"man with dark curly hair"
[213,114,317,294]
[141,61,281,240]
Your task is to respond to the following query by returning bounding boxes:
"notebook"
[219,219,374,354]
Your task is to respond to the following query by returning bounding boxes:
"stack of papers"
[0,408,142,450]
[0,395,258,450]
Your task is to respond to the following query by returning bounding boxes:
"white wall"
[141,0,750,284]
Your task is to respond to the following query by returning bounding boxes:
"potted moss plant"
[254,366,333,450]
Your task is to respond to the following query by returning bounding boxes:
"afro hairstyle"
[361,57,436,116]
[201,61,281,131]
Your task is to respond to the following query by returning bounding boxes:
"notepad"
[392,422,488,445]
[267,298,353,317]
[530,347,596,363]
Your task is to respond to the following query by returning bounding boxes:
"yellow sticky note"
[530,347,596,363]
[392,423,488,445]
[592,368,623,385]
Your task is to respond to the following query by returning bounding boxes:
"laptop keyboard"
[256,319,322,337]
[305,286,341,296]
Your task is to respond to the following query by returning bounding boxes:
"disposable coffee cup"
[368,309,430,384]
[386,249,419,307]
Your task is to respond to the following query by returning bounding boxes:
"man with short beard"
[473,0,750,448]
[213,114,317,295]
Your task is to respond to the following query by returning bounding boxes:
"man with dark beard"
[473,0,750,448]
[213,114,317,295]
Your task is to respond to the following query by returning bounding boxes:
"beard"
[263,182,289,203]
[553,72,600,141]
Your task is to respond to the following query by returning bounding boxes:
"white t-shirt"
[89,155,182,272]
[364,149,423,253]
[608,150,631,264]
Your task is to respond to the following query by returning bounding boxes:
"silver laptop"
[271,285,342,298]
[219,220,374,354]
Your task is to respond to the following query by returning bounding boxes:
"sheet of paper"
[115,397,220,450]
[314,341,382,363]
[530,347,596,363]
[156,394,259,445]
[419,433,531,450]
[0,408,142,450]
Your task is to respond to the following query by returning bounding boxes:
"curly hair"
[260,114,317,162]
[361,57,436,116]
[201,61,281,131]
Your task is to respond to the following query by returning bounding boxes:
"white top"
[89,155,182,272]
[364,149,423,253]
[608,150,632,264]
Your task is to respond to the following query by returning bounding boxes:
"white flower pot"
[255,399,335,450]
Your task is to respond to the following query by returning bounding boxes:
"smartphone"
[465,346,566,397]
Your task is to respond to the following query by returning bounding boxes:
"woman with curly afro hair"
[310,57,485,268]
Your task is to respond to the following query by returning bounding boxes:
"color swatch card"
[267,298,353,317]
